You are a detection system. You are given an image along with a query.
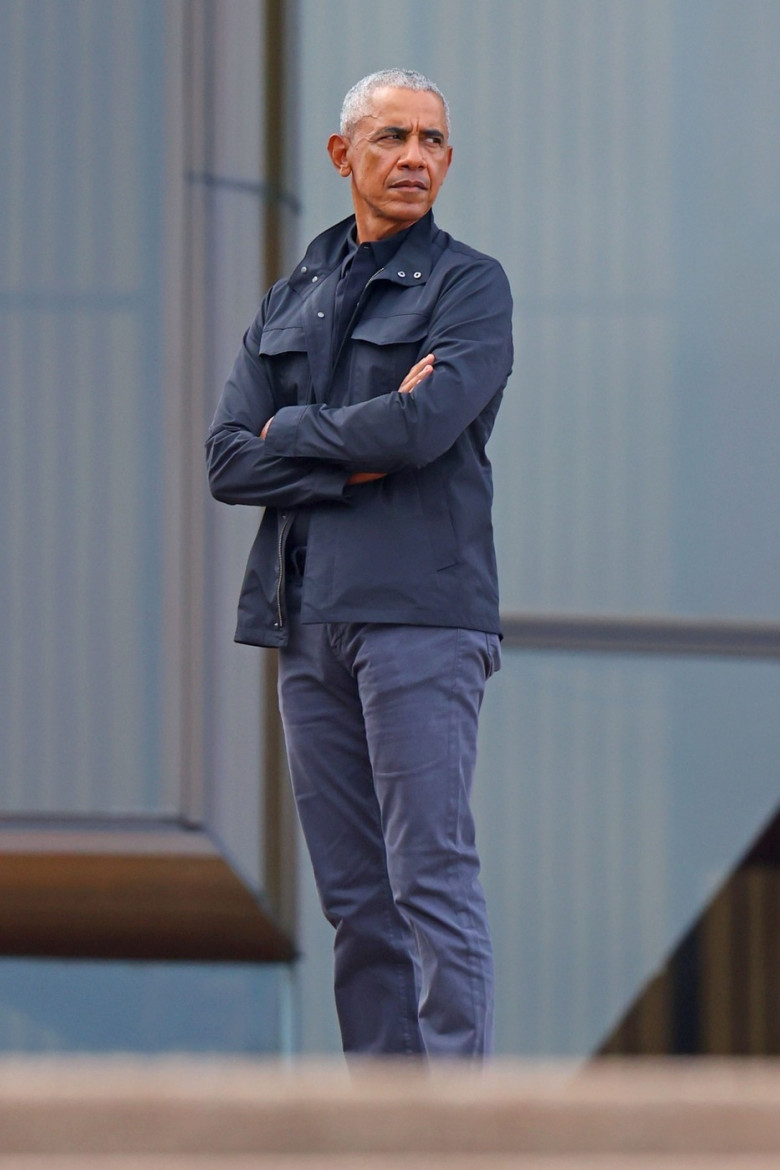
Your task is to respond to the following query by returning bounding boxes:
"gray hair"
[339,69,450,138]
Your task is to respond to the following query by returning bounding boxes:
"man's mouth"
[391,180,428,191]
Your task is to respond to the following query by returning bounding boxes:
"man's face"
[328,86,453,241]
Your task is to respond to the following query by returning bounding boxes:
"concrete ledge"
[2,1160,780,1170]
[0,1060,779,1158]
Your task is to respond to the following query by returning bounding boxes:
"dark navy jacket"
[205,211,513,648]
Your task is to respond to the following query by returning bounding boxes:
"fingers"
[398,352,434,395]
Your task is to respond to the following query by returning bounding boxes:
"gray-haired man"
[207,69,513,1057]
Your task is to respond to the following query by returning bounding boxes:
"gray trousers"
[278,577,499,1057]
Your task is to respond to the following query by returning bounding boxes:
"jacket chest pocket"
[346,312,429,403]
[258,326,312,406]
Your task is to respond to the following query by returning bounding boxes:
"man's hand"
[398,352,434,394]
[347,354,435,484]
[260,417,273,439]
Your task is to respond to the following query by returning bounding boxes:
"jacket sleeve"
[205,296,351,508]
[262,256,513,471]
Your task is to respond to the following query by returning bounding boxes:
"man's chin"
[386,194,431,219]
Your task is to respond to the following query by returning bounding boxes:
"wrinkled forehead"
[356,86,448,135]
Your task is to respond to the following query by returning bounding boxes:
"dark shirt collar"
[343,219,418,272]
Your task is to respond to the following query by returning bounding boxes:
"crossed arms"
[260,353,435,485]
[205,255,512,509]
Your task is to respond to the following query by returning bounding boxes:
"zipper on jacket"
[274,512,293,630]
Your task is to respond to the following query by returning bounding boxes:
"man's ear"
[327,133,351,176]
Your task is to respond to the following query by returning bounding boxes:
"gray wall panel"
[1,0,167,815]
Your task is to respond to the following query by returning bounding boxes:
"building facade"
[1,0,778,1055]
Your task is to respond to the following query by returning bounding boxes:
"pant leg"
[335,622,500,1058]
[277,584,424,1055]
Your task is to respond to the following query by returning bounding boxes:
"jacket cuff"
[263,404,309,456]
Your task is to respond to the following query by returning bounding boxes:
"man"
[206,69,513,1057]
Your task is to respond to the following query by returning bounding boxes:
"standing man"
[206,69,512,1058]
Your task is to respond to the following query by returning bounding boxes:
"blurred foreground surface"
[0,1058,779,1167]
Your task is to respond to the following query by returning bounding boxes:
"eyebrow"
[373,124,446,138]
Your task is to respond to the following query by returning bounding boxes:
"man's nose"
[399,134,425,167]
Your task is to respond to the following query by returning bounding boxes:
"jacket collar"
[377,212,435,288]
[289,211,437,296]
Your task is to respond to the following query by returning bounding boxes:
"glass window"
[475,649,780,1055]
